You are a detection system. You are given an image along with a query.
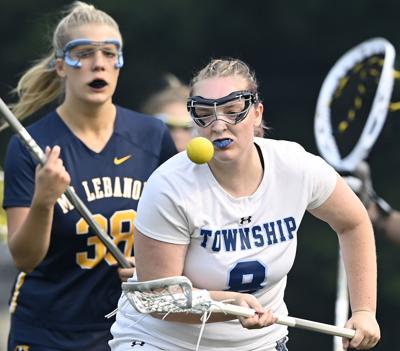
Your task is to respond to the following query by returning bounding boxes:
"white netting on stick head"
[121,276,238,351]
[122,276,214,314]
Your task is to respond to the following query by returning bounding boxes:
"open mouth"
[88,79,108,89]
[213,138,233,149]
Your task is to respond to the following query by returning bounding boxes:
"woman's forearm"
[338,221,377,314]
[8,202,54,272]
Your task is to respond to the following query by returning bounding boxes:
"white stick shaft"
[276,315,355,339]
[210,301,355,339]
[334,250,350,350]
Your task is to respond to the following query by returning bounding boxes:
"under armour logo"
[276,337,288,351]
[131,340,145,347]
[239,216,252,225]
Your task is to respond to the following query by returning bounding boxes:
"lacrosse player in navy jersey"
[110,58,380,351]
[2,2,176,350]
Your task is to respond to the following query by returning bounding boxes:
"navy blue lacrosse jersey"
[3,106,177,346]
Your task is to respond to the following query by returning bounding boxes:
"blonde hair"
[11,1,121,120]
[189,58,259,96]
[142,74,190,115]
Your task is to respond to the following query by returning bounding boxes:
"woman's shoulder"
[147,151,206,187]
[256,137,307,157]
[116,105,164,130]
[255,138,325,176]
[26,110,59,130]
[115,105,171,144]
[153,151,194,175]
[8,110,63,147]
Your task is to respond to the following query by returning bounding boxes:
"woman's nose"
[91,50,106,70]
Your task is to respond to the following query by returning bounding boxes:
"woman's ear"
[253,102,264,128]
[55,59,67,78]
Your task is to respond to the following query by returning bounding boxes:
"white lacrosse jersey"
[110,138,337,351]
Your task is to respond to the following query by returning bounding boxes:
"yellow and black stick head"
[314,37,396,172]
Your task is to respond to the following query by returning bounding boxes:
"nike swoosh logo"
[114,155,132,165]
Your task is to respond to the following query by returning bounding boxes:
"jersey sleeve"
[134,170,190,244]
[304,152,338,210]
[3,136,36,209]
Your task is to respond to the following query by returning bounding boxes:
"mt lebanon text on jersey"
[56,176,145,214]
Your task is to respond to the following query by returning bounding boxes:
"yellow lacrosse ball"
[186,137,214,164]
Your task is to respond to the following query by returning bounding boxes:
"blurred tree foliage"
[1,0,400,349]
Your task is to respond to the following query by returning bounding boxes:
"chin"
[86,95,112,105]
[214,151,236,163]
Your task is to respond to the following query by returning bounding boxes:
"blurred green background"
[1,0,400,350]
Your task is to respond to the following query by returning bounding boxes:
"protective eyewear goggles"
[187,90,258,128]
[55,38,124,69]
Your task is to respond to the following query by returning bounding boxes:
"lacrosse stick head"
[122,276,213,314]
[314,37,396,172]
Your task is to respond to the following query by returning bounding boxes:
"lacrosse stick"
[314,37,396,350]
[0,98,131,268]
[122,276,355,339]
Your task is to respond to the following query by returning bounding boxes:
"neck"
[57,99,116,132]
[56,100,116,153]
[209,143,263,198]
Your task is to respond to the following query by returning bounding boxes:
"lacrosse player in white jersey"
[109,58,380,351]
